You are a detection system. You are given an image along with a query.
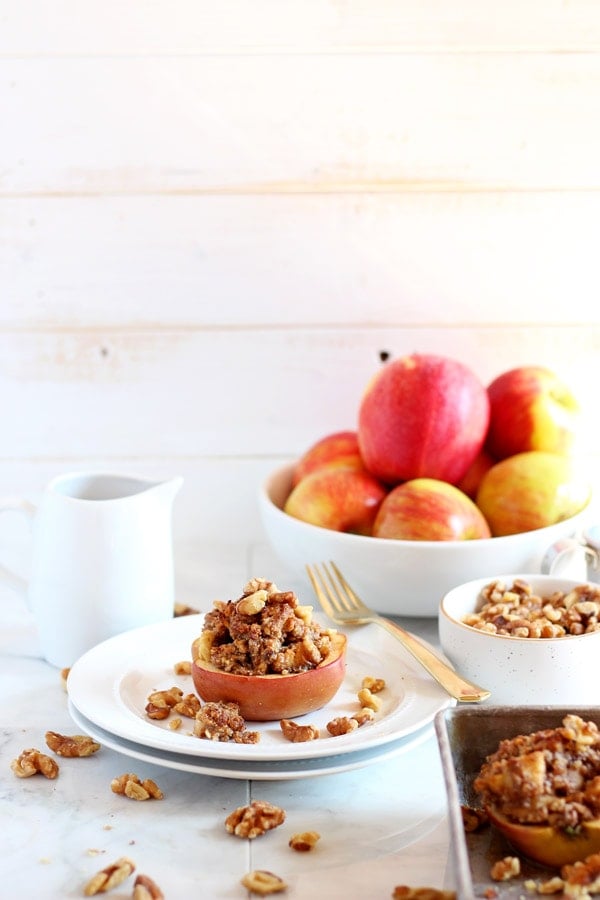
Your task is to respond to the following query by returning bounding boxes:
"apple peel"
[486,805,600,868]
[191,633,348,722]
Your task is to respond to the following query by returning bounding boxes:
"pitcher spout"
[151,476,184,506]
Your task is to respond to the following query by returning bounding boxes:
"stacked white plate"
[67,614,454,780]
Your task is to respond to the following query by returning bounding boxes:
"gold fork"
[306,561,491,703]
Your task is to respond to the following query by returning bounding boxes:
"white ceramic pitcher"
[0,471,183,667]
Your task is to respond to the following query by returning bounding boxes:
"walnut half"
[240,870,287,895]
[45,731,100,758]
[11,748,59,779]
[225,800,285,839]
[83,857,136,896]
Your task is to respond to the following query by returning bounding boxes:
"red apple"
[455,449,496,500]
[476,451,591,537]
[191,632,347,721]
[283,467,387,535]
[291,430,364,488]
[372,478,492,541]
[357,354,490,485]
[486,365,580,460]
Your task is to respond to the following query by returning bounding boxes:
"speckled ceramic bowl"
[438,574,600,705]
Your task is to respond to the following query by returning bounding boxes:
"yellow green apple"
[357,354,490,485]
[284,467,387,535]
[372,478,492,541]
[486,365,581,460]
[476,450,591,537]
[291,430,364,488]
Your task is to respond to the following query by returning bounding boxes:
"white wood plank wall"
[2,2,600,604]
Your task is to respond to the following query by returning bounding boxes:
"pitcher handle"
[0,498,36,595]
[541,536,599,579]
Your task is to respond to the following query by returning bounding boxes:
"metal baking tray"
[435,706,600,899]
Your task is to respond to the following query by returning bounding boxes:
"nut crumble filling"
[474,714,600,830]
[197,578,336,676]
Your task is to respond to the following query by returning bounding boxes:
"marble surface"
[1,547,455,899]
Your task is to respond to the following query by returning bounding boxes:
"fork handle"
[378,618,491,703]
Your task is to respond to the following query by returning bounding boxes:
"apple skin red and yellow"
[283,355,588,541]
[485,365,580,460]
[357,354,490,485]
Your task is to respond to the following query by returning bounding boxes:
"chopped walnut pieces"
[529,877,566,895]
[83,856,136,896]
[194,700,260,744]
[362,676,386,693]
[357,687,381,712]
[145,686,184,720]
[392,889,457,899]
[240,870,287,895]
[490,856,521,882]
[352,708,375,727]
[132,874,164,900]
[562,852,600,894]
[279,719,320,743]
[461,805,489,833]
[11,748,59,779]
[172,693,201,718]
[168,717,182,731]
[110,774,164,801]
[45,731,100,758]
[173,660,191,675]
[463,578,600,638]
[225,800,285,839]
[289,830,320,852]
[326,716,359,737]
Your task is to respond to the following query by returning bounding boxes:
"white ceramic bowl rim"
[440,573,600,643]
[263,463,592,551]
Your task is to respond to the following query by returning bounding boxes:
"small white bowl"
[439,573,600,705]
[258,464,593,618]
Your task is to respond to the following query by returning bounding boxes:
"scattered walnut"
[241,870,287,895]
[392,889,456,899]
[60,667,71,690]
[172,693,201,718]
[289,831,320,852]
[357,687,381,711]
[562,852,600,893]
[174,602,199,617]
[83,856,136,896]
[532,877,565,895]
[194,701,260,744]
[110,774,164,801]
[133,874,164,899]
[11,748,59,779]
[168,717,182,731]
[461,805,489,833]
[362,676,386,693]
[173,660,191,675]
[352,708,375,727]
[279,719,320,743]
[225,800,285,839]
[145,686,184,720]
[45,731,101,758]
[326,716,359,736]
[490,856,520,882]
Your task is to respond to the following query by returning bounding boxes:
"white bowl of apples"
[258,355,593,617]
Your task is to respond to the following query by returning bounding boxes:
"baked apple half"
[486,806,600,868]
[191,631,347,721]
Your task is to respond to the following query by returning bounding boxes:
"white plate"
[68,699,435,781]
[67,613,454,763]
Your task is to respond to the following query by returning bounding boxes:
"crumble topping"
[196,578,336,675]
[474,714,600,829]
